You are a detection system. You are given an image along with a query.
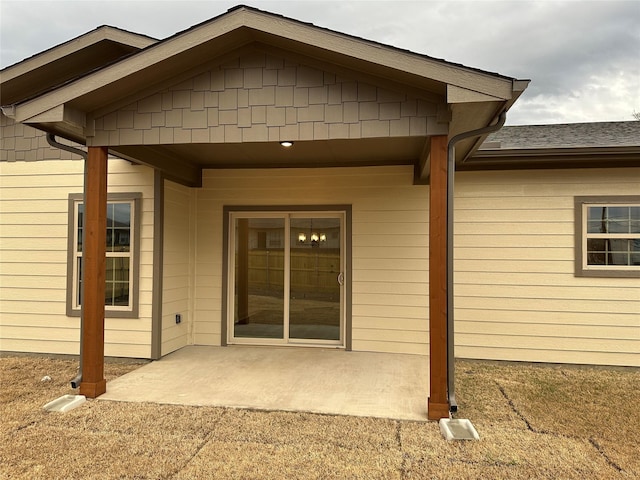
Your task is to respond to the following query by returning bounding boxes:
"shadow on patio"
[99,345,430,421]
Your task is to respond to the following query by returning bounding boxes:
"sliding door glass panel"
[289,218,341,340]
[233,217,285,339]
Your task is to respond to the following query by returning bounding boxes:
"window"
[575,196,640,277]
[67,193,141,317]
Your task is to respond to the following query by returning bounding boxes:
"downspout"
[446,111,506,413]
[46,134,88,389]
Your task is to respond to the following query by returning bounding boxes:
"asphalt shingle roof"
[481,121,640,150]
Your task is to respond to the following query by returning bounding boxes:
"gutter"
[446,111,507,413]
[45,133,87,389]
[463,145,640,170]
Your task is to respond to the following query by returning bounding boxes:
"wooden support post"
[79,146,108,398]
[428,135,450,420]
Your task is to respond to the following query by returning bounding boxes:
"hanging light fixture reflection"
[298,230,326,246]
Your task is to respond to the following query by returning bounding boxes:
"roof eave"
[453,79,530,163]
[0,26,158,106]
[463,145,640,170]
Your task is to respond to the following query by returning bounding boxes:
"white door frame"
[226,209,346,347]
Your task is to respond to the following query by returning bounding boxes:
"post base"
[427,398,450,420]
[79,379,107,398]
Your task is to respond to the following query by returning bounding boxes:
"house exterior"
[1,6,638,418]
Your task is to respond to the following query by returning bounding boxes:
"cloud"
[1,0,638,124]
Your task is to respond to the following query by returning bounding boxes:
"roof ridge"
[154,4,519,82]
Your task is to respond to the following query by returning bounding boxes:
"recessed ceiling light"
[280,141,294,148]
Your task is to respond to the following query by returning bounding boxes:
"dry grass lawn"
[0,354,638,479]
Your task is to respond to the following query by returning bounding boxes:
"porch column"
[79,146,108,398]
[428,135,450,420]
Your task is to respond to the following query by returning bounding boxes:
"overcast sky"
[1,0,638,125]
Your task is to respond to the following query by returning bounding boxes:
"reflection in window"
[73,201,133,309]
[585,205,640,267]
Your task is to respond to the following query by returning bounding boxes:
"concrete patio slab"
[99,345,430,421]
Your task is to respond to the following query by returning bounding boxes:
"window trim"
[574,195,640,278]
[66,192,142,317]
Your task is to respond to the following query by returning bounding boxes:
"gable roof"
[0,26,158,105]
[1,5,529,186]
[7,6,525,118]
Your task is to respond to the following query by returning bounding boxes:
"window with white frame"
[67,193,141,317]
[575,196,640,277]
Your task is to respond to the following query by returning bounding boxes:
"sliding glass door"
[229,212,344,346]
[233,217,285,339]
[289,217,341,341]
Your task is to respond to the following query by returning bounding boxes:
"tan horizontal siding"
[353,317,427,331]
[352,270,428,283]
[161,180,193,356]
[0,159,155,358]
[353,293,428,308]
[351,339,428,355]
[352,281,427,296]
[4,142,637,368]
[456,308,639,327]
[455,345,637,367]
[0,275,67,289]
[193,165,430,354]
[457,333,638,355]
[457,321,639,341]
[456,222,573,235]
[456,284,634,302]
[0,339,78,356]
[456,259,574,273]
[454,168,640,366]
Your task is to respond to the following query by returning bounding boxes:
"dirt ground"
[0,354,638,479]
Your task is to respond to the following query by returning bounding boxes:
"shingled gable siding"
[454,168,640,367]
[191,166,430,355]
[90,52,442,146]
[0,146,156,358]
[0,117,80,162]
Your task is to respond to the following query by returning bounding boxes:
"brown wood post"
[428,135,450,420]
[79,146,108,398]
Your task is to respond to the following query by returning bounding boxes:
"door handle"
[337,272,344,286]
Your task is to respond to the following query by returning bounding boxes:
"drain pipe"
[46,134,88,389]
[446,111,507,413]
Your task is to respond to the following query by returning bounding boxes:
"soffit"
[116,136,424,169]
